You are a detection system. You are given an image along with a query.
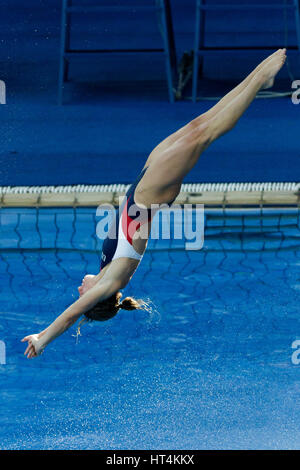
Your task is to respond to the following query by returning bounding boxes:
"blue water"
[1,207,300,450]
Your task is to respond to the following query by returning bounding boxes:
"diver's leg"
[208,49,286,141]
[143,49,285,170]
[136,50,286,206]
[196,49,284,122]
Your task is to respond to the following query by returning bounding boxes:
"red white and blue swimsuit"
[100,167,154,270]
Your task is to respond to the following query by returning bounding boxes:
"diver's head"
[85,291,145,322]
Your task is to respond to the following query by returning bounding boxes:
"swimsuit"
[100,166,176,270]
[100,167,154,270]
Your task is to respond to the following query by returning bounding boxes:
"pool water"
[0,207,300,450]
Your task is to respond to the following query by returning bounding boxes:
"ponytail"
[83,292,149,326]
[119,297,146,311]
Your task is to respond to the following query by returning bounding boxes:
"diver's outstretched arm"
[21,278,121,358]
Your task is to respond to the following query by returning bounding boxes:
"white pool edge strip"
[1,182,300,193]
[0,182,299,207]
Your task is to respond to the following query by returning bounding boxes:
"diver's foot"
[253,49,280,77]
[78,274,97,296]
[260,49,286,90]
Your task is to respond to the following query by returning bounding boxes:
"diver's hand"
[21,334,45,358]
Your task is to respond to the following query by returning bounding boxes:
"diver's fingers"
[21,336,31,342]
[24,343,31,355]
[27,346,36,359]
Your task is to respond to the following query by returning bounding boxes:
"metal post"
[58,0,71,105]
[160,0,175,102]
[294,0,300,53]
[192,0,204,102]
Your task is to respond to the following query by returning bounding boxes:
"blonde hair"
[75,292,147,338]
[85,291,146,321]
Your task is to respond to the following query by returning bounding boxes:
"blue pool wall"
[1,0,300,186]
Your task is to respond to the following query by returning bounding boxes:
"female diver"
[22,49,286,358]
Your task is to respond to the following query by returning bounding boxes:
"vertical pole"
[192,0,202,103]
[164,0,177,72]
[294,0,300,54]
[160,0,175,102]
[58,0,70,105]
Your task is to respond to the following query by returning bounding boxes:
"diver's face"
[78,274,96,297]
